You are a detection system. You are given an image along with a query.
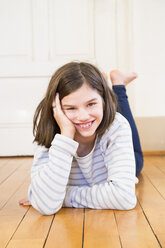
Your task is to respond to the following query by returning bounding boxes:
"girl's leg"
[110,71,143,176]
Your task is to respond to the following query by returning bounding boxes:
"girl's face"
[61,83,104,141]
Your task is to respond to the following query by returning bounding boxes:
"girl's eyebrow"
[87,98,98,103]
[62,98,98,107]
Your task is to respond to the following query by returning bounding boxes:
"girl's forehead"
[62,83,102,104]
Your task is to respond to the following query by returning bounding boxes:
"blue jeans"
[113,85,143,175]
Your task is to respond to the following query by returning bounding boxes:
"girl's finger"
[52,94,59,114]
[52,93,60,111]
[55,93,61,110]
[52,98,56,108]
[19,199,31,206]
[23,201,31,206]
[19,198,26,204]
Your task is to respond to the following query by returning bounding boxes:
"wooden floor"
[0,156,165,248]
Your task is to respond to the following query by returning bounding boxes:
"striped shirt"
[28,112,137,215]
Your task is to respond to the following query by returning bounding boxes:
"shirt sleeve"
[28,134,79,215]
[63,119,137,210]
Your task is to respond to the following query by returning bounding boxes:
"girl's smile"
[74,120,95,129]
[61,83,104,142]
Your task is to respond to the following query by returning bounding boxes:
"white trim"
[0,122,32,128]
[115,0,134,72]
[0,59,97,78]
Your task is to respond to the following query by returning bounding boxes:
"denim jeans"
[113,85,143,175]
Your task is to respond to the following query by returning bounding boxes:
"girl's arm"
[63,115,137,210]
[28,134,78,215]
[28,94,78,215]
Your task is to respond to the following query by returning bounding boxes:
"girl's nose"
[77,108,89,122]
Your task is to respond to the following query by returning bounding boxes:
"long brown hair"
[33,62,117,148]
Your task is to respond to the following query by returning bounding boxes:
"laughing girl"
[20,62,143,215]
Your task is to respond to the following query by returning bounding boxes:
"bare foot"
[19,198,31,206]
[110,70,137,86]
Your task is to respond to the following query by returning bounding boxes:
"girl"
[19,62,143,215]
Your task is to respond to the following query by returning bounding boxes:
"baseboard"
[143,150,165,156]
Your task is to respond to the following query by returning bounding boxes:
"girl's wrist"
[61,130,75,139]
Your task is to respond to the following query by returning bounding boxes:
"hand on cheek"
[52,94,76,139]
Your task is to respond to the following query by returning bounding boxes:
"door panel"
[0,0,119,155]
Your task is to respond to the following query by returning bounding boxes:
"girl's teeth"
[79,122,92,128]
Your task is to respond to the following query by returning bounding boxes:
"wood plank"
[0,158,10,168]
[144,156,165,174]
[7,239,44,248]
[0,180,30,248]
[143,151,165,156]
[7,207,53,248]
[143,156,165,198]
[0,157,32,184]
[0,159,31,209]
[45,208,84,248]
[115,202,160,248]
[83,209,121,248]
[0,179,30,216]
[0,156,164,248]
[0,215,27,248]
[137,172,165,247]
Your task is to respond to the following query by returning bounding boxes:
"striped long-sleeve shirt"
[28,112,138,215]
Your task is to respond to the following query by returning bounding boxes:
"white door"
[0,0,129,155]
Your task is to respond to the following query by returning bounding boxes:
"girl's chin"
[75,130,96,140]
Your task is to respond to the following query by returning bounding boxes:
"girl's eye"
[66,107,75,111]
[88,102,96,107]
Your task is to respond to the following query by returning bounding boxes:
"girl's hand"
[52,93,76,139]
[19,198,31,206]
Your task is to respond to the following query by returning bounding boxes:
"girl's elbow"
[37,204,62,216]
[30,198,63,215]
[122,197,137,210]
[28,188,63,215]
[110,190,137,211]
[124,202,136,210]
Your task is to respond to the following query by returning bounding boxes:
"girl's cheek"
[63,111,76,121]
[90,107,104,120]
[91,108,103,116]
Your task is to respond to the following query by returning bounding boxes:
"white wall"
[0,0,164,155]
[132,0,165,117]
[0,0,117,155]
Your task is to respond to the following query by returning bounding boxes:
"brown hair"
[33,62,117,148]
